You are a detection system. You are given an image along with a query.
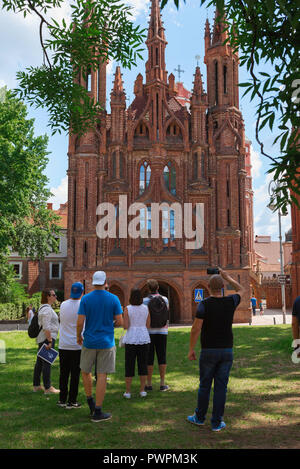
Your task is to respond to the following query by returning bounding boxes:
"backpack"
[27,305,47,338]
[28,314,42,338]
[147,295,168,328]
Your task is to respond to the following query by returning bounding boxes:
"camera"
[207,268,219,275]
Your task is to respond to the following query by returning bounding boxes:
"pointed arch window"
[162,209,176,247]
[86,68,92,92]
[139,206,151,248]
[120,152,125,179]
[163,162,176,195]
[201,152,206,179]
[223,65,228,94]
[139,161,151,195]
[214,61,219,105]
[193,153,198,180]
[112,152,116,178]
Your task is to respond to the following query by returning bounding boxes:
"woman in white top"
[123,289,150,399]
[33,289,60,394]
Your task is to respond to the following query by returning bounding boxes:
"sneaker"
[91,411,112,423]
[212,421,226,432]
[33,386,44,392]
[123,392,131,399]
[44,386,60,395]
[144,385,152,391]
[187,414,205,426]
[56,401,67,408]
[160,385,169,392]
[66,402,81,409]
[140,391,147,398]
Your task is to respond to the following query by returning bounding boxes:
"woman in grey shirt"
[33,289,60,394]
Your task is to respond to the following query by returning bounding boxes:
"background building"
[9,203,68,296]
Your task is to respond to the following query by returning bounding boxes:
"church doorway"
[140,280,181,324]
[109,284,125,310]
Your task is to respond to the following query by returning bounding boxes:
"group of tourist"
[32,274,170,423]
[31,269,300,431]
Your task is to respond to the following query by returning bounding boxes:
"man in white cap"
[77,271,123,422]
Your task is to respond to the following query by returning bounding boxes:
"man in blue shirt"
[77,271,123,422]
[251,296,257,315]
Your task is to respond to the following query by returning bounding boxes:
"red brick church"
[65,0,253,323]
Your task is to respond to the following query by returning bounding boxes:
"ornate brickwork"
[65,1,252,323]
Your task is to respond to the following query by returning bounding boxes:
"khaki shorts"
[80,346,116,374]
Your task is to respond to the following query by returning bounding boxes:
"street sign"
[278,275,286,284]
[194,289,204,302]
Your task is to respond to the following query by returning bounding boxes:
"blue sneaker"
[187,414,205,426]
[212,421,226,432]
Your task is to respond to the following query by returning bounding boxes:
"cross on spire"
[174,65,185,82]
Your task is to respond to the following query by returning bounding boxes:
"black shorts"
[147,334,167,366]
[125,344,149,377]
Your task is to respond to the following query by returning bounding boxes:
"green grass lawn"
[0,325,299,449]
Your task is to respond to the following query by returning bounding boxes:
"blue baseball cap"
[70,282,84,299]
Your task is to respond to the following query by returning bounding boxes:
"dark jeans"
[195,348,233,427]
[33,339,56,390]
[59,349,81,403]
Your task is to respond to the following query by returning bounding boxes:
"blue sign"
[194,289,204,303]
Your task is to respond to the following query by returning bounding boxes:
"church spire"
[192,66,205,97]
[110,66,126,105]
[205,18,211,51]
[147,0,166,41]
[212,9,228,45]
[145,0,168,84]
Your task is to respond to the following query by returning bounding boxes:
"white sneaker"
[123,392,131,399]
[140,391,147,398]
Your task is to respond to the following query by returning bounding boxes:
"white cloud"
[49,176,68,209]
[126,0,150,20]
[253,173,291,239]
[250,145,262,178]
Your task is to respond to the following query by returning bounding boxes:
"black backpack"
[148,295,169,328]
[27,305,46,338]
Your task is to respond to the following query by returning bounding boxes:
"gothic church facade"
[65,0,253,323]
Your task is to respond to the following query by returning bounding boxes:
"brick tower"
[65,0,252,323]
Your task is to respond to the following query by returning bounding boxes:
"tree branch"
[27,0,52,70]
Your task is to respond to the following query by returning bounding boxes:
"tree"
[1,0,146,136]
[0,87,60,296]
[162,0,300,213]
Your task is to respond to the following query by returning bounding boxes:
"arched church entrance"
[109,284,125,310]
[140,280,181,324]
[191,283,209,320]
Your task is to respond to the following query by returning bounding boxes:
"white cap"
[92,271,106,286]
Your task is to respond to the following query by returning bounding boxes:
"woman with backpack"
[122,289,151,399]
[32,289,60,394]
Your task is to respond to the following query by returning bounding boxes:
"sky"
[0,0,292,241]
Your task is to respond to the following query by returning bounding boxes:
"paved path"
[0,309,293,332]
[235,308,292,326]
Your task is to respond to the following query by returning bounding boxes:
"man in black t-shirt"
[187,268,244,432]
[292,296,300,357]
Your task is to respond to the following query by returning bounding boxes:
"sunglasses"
[50,293,57,297]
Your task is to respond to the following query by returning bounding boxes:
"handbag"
[119,330,126,348]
